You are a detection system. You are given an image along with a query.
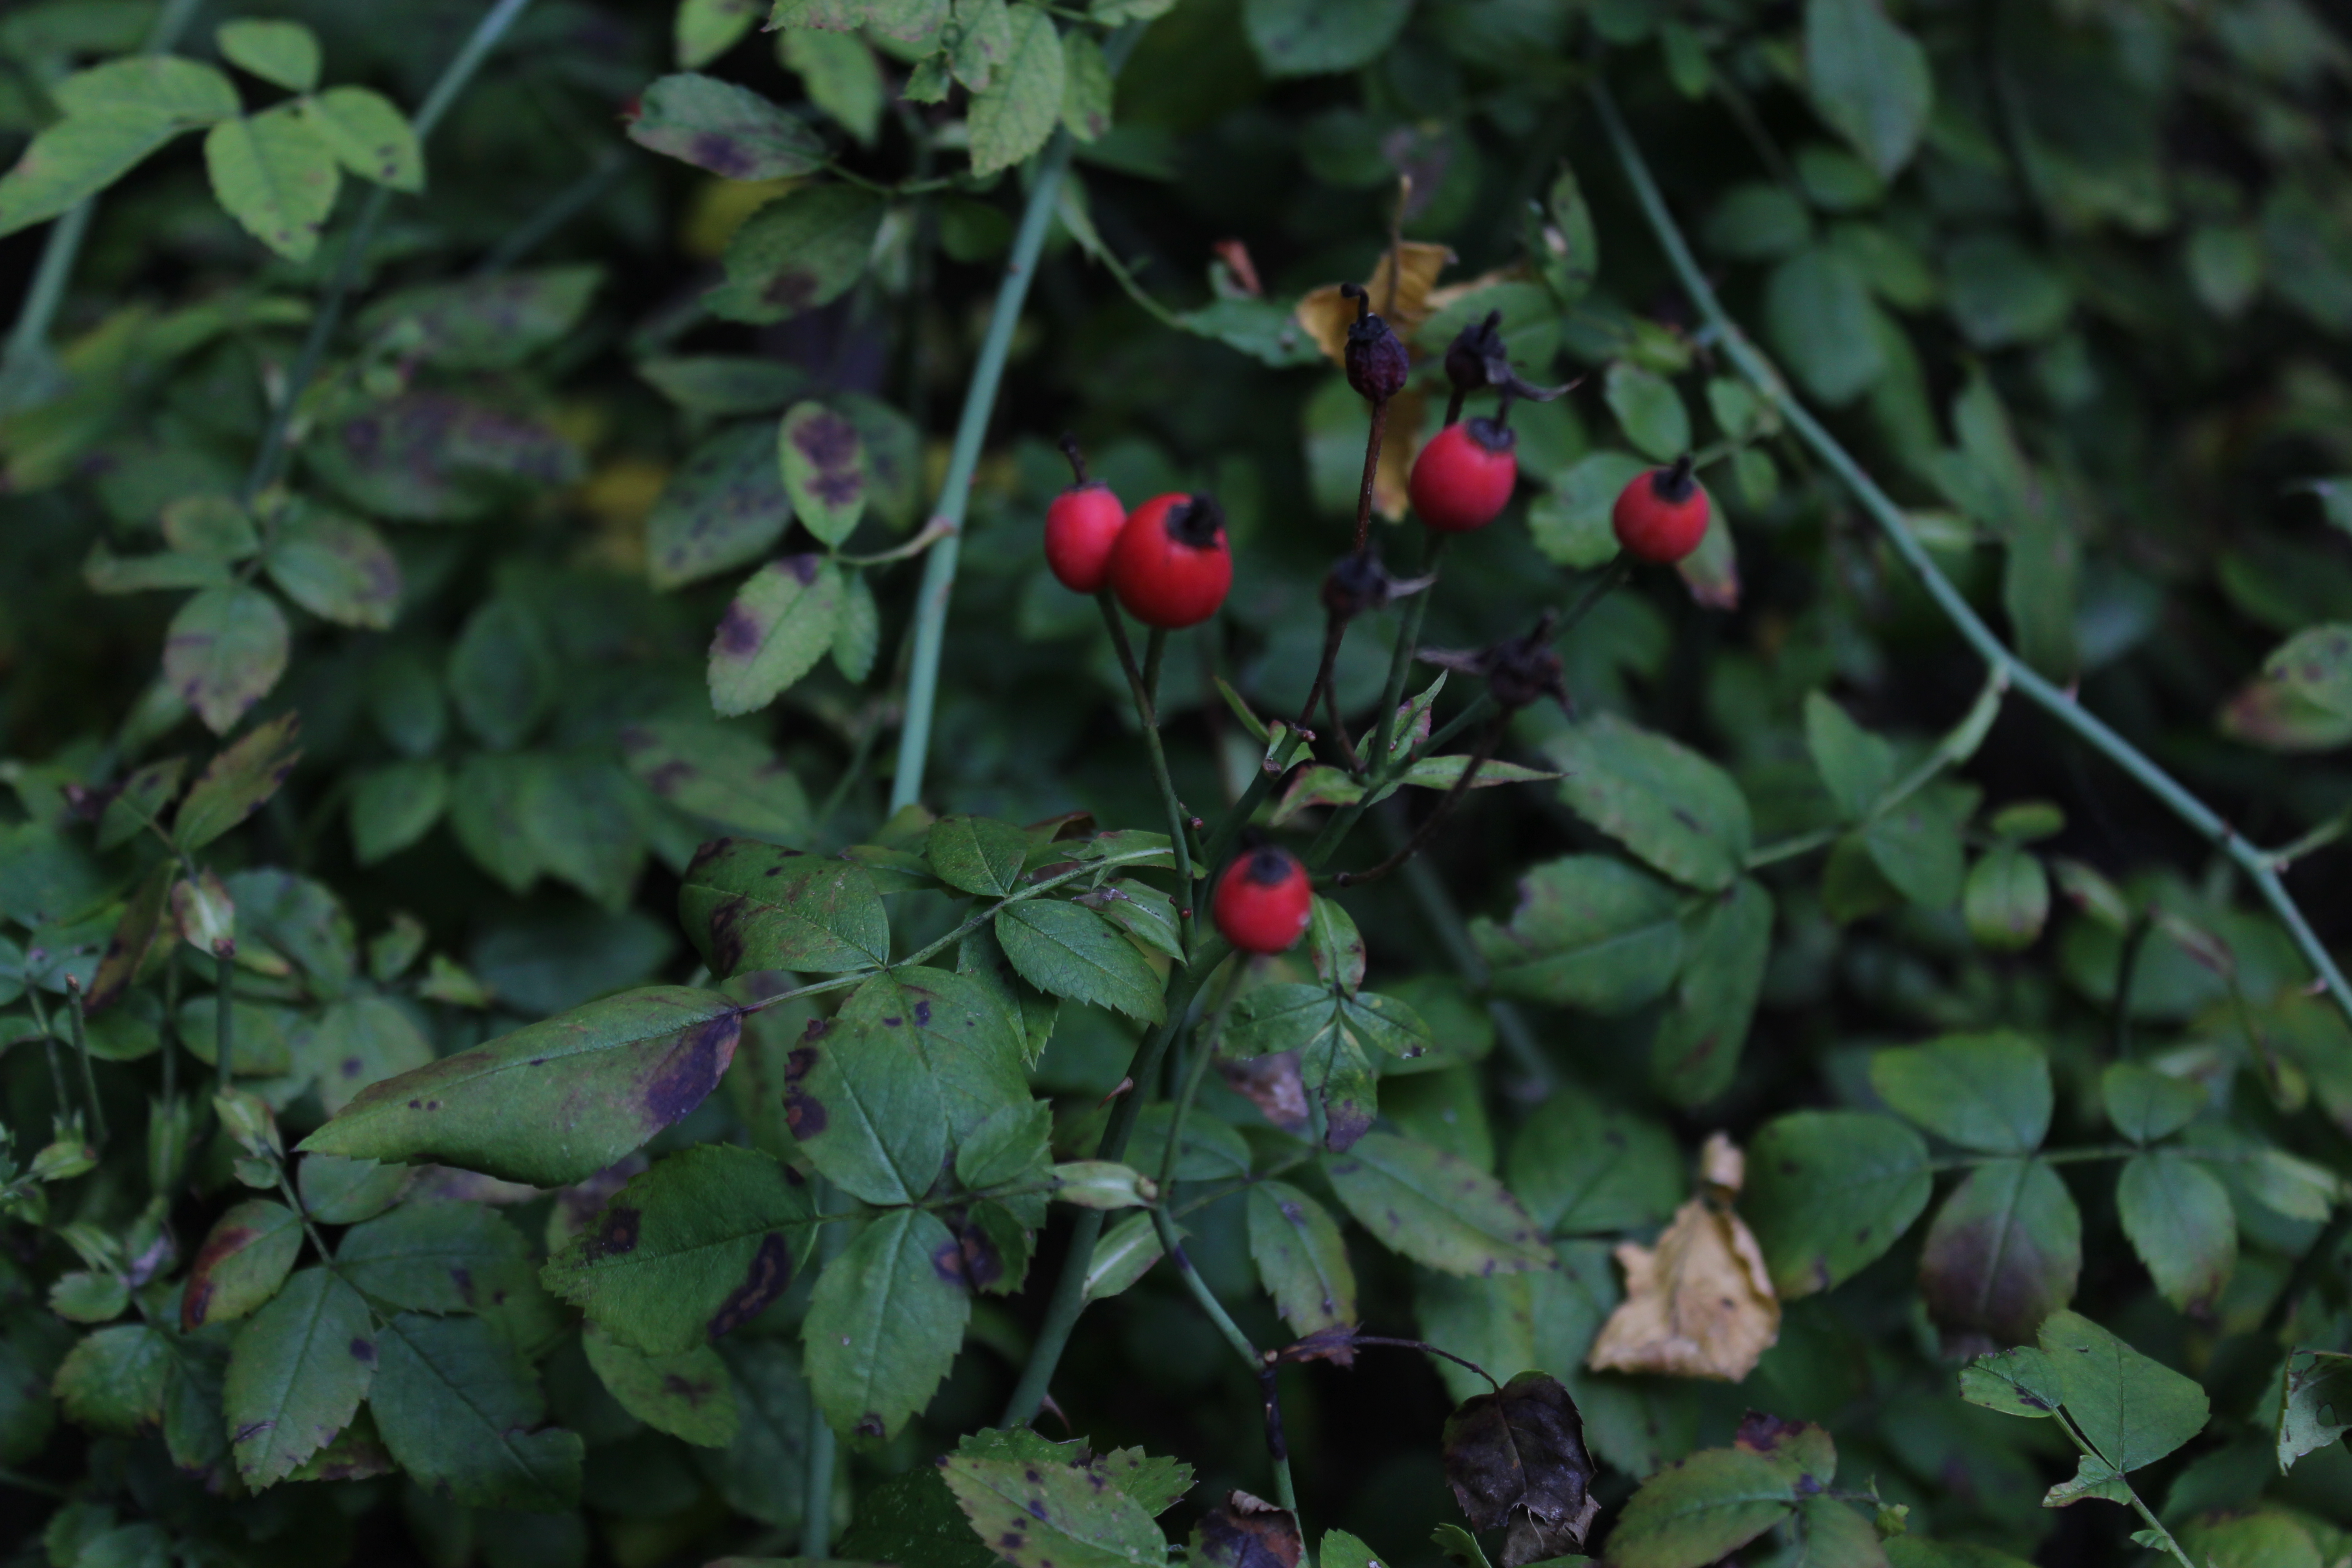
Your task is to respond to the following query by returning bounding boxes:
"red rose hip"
[1045,483,1126,593]
[1108,492,1232,629]
[1212,844,1313,955]
[1409,417,1518,532]
[1612,456,1711,564]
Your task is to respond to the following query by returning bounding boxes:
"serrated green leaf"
[1247,1181,1355,1336]
[709,555,845,715]
[1651,877,1773,1107]
[181,1198,303,1331]
[1868,1030,2052,1154]
[941,1432,1168,1568]
[164,584,289,735]
[1548,714,1751,891]
[1601,1446,1793,1568]
[708,184,882,323]
[371,1312,582,1508]
[582,1319,739,1448]
[543,1144,813,1352]
[297,86,422,191]
[1804,0,1931,178]
[968,5,1063,177]
[678,837,888,975]
[1507,1086,1684,1235]
[2116,1153,2235,1315]
[299,985,742,1186]
[629,73,825,181]
[223,1268,374,1487]
[1919,1158,2080,1346]
[995,900,1165,1023]
[1744,1110,1932,1297]
[1470,855,1685,1014]
[2100,1063,2203,1145]
[927,815,1030,897]
[2037,1308,2208,1471]
[205,105,339,262]
[175,710,301,853]
[779,400,869,545]
[1323,1132,1550,1277]
[264,508,401,629]
[804,1207,969,1440]
[54,1323,172,1436]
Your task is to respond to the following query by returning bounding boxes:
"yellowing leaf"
[1587,1133,1780,1380]
[1294,240,1457,365]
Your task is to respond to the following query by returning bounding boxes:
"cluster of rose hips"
[1042,289,1715,957]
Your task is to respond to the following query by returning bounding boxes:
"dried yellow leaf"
[1294,240,1458,367]
[1587,1132,1779,1381]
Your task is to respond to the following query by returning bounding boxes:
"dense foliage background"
[0,0,2349,1565]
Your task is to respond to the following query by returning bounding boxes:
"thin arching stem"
[1593,79,2352,1029]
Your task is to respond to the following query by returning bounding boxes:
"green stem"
[0,0,206,392]
[27,990,72,1131]
[2111,914,2151,1060]
[1101,597,1198,948]
[1305,539,1448,868]
[65,980,104,1152]
[216,950,235,1095]
[1388,813,1554,1094]
[1000,945,1229,1425]
[1592,79,2352,1032]
[2048,1408,2196,1568]
[803,1181,845,1554]
[892,24,1147,813]
[241,0,539,501]
[1745,826,1839,869]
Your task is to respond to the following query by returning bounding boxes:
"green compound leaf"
[995,900,1166,1024]
[2036,1308,2209,1472]
[299,985,742,1186]
[542,1144,814,1353]
[678,837,888,976]
[708,555,846,715]
[1247,1181,1356,1337]
[165,584,290,735]
[1322,1132,1551,1277]
[371,1312,583,1509]
[205,105,340,263]
[804,1207,970,1441]
[223,1267,375,1489]
[1470,855,1685,1014]
[1547,713,1752,892]
[1919,1158,2080,1348]
[1868,1030,2053,1154]
[1743,1110,1932,1297]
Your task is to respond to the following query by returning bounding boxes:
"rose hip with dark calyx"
[1108,492,1232,629]
[1044,436,1125,592]
[1212,844,1313,954]
[1409,417,1518,532]
[1611,455,1710,564]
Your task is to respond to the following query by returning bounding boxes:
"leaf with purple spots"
[624,73,825,181]
[356,265,602,371]
[580,1319,740,1448]
[779,400,870,546]
[647,421,793,591]
[305,994,433,1115]
[678,837,887,976]
[222,1267,376,1489]
[336,1200,549,1333]
[1321,1132,1552,1278]
[305,391,583,521]
[264,507,402,629]
[708,554,846,715]
[940,1426,1170,1568]
[541,1144,815,1354]
[804,1206,969,1441]
[621,719,809,843]
[205,105,341,264]
[1246,1181,1355,1337]
[164,585,289,736]
[297,985,742,1186]
[173,710,302,852]
[706,185,883,324]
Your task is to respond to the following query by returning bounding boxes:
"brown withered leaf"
[1587,1132,1780,1381]
[1219,1049,1310,1135]
[1440,1371,1599,1568]
[1294,241,1457,365]
[1191,1490,1302,1568]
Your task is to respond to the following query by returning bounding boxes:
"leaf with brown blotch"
[1440,1371,1600,1568]
[1191,1490,1302,1568]
[1294,241,1457,365]
[1218,1049,1310,1134]
[1587,1132,1780,1381]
